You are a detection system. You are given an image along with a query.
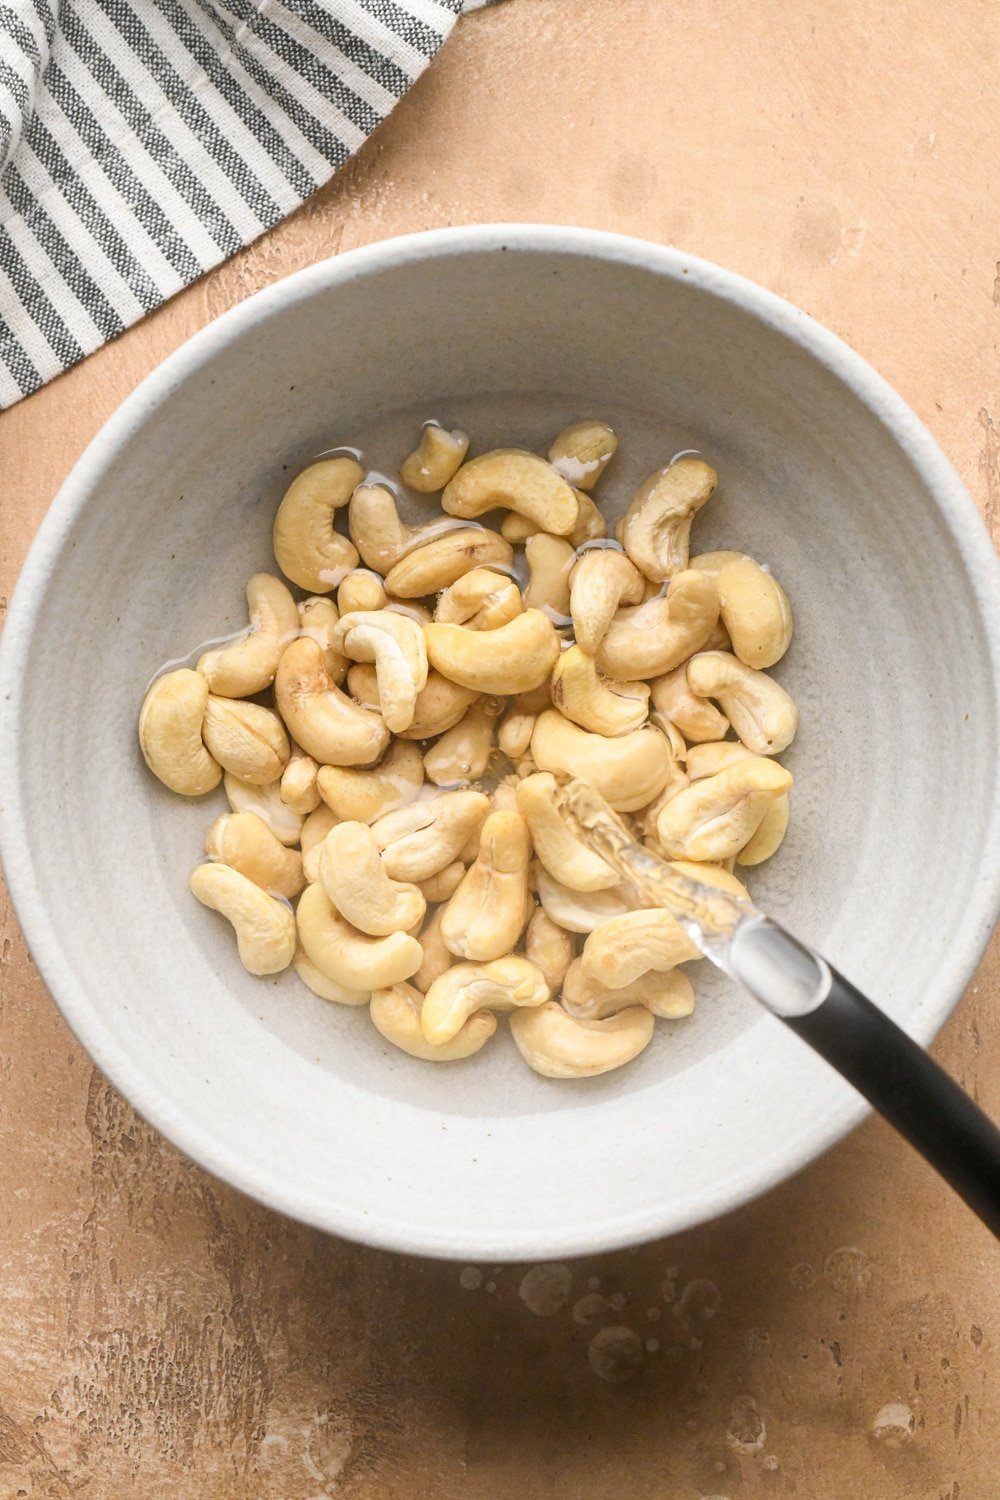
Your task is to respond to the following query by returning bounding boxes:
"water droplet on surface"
[571,1293,608,1326]
[609,1292,627,1312]
[872,1402,915,1447]
[645,1337,660,1353]
[588,1326,644,1384]
[519,1262,572,1316]
[789,1261,816,1290]
[824,1246,870,1292]
[726,1395,766,1454]
[459,1266,483,1290]
[586,1275,601,1291]
[673,1278,722,1328]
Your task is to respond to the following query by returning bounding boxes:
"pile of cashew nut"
[138,417,797,1080]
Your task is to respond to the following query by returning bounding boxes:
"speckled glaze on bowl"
[2,226,1000,1260]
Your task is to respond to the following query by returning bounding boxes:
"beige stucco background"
[2,1,999,1494]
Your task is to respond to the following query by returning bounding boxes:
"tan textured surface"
[1,0,999,1493]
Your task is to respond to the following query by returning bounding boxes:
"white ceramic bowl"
[3,226,1000,1260]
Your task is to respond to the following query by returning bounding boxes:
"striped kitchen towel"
[0,0,498,408]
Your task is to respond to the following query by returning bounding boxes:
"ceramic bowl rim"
[3,223,1000,1258]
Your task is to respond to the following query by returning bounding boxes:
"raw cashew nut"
[510,1002,654,1078]
[197,574,299,697]
[597,570,720,680]
[736,793,790,866]
[434,567,523,630]
[501,488,607,548]
[296,883,422,990]
[523,533,575,616]
[338,570,387,615]
[332,609,428,733]
[371,982,496,1061]
[633,770,690,846]
[280,744,321,814]
[300,804,338,884]
[569,547,645,654]
[205,812,304,900]
[702,618,734,653]
[534,866,635,933]
[654,756,793,861]
[686,651,798,754]
[650,663,730,743]
[492,779,519,813]
[420,956,549,1045]
[371,790,490,881]
[689,550,748,578]
[516,680,558,716]
[548,419,618,490]
[716,556,793,669]
[383,528,514,598]
[581,910,700,989]
[515,772,618,891]
[577,861,751,987]
[426,610,560,695]
[347,663,479,740]
[318,821,426,936]
[501,511,538,544]
[275,637,389,767]
[297,597,348,686]
[419,861,466,903]
[567,490,609,545]
[412,907,453,993]
[202,696,290,785]
[562,959,695,1020]
[659,715,688,761]
[440,811,531,961]
[531,711,674,812]
[224,772,304,845]
[272,456,362,591]
[348,482,475,574]
[619,456,718,581]
[683,741,754,779]
[317,738,424,822]
[293,945,369,1005]
[424,697,503,786]
[400,422,470,492]
[442,449,579,536]
[525,907,576,993]
[498,707,536,759]
[551,645,649,737]
[139,669,221,796]
[386,598,434,621]
[190,862,296,975]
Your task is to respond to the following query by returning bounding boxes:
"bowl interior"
[5,230,1000,1258]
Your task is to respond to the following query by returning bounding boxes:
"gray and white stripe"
[0,0,495,408]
